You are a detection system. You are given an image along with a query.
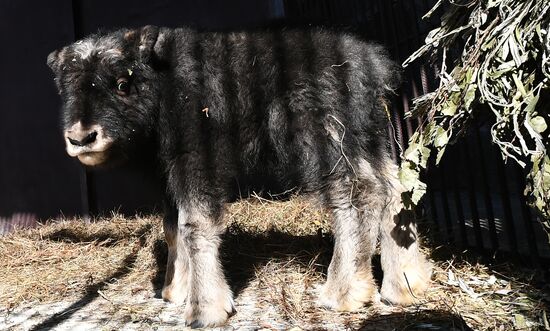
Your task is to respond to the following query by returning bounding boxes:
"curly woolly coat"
[47,26,431,328]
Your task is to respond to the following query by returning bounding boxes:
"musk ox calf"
[47,25,431,327]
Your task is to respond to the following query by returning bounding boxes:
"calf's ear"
[47,49,60,72]
[137,25,170,65]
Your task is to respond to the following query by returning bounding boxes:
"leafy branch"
[400,0,550,222]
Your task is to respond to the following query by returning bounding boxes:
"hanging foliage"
[400,0,550,221]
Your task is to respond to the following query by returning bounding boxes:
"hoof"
[318,270,375,311]
[161,283,187,305]
[184,288,235,328]
[380,260,432,306]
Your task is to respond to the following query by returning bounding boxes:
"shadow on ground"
[222,228,333,296]
[419,220,550,292]
[356,309,472,330]
[29,217,549,330]
[29,223,152,331]
[149,228,332,297]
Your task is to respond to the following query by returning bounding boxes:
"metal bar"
[411,80,424,131]
[450,151,468,247]
[388,123,398,162]
[438,163,454,241]
[401,93,414,139]
[462,143,484,250]
[420,65,430,95]
[493,145,518,254]
[515,167,540,265]
[386,2,414,143]
[473,127,499,251]
[427,180,441,235]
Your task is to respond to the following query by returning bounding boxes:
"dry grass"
[0,215,153,307]
[0,196,549,330]
[227,194,331,236]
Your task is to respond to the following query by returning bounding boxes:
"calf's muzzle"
[67,130,97,147]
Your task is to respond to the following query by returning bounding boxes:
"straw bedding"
[0,197,548,330]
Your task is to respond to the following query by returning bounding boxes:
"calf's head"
[47,26,169,166]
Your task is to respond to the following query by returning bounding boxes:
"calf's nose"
[67,130,97,147]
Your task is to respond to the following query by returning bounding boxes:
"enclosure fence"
[1,0,547,265]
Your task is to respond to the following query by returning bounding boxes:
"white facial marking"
[76,152,110,166]
[72,36,123,61]
[64,122,114,166]
[73,40,96,59]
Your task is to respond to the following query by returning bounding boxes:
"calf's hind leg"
[379,161,432,305]
[318,177,379,311]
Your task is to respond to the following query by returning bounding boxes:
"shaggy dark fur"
[47,26,431,328]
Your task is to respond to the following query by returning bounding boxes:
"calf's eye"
[116,77,130,96]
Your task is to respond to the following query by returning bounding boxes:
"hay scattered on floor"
[0,197,549,330]
[227,194,331,235]
[0,215,152,308]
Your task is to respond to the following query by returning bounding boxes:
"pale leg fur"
[379,161,432,305]
[318,178,378,311]
[161,206,189,305]
[178,205,234,328]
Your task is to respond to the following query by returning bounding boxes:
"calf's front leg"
[161,203,189,304]
[178,203,235,328]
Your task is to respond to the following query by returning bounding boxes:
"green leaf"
[543,156,550,188]
[487,0,499,8]
[512,74,527,97]
[481,37,497,51]
[508,36,523,67]
[419,146,431,168]
[463,83,477,111]
[465,68,473,83]
[411,180,427,204]
[501,38,509,61]
[442,100,458,116]
[530,116,547,133]
[402,0,550,222]
[421,123,434,144]
[524,92,540,116]
[535,23,543,42]
[434,127,449,148]
[404,142,420,163]
[536,196,545,211]
[399,161,420,191]
[409,131,420,143]
[514,314,527,329]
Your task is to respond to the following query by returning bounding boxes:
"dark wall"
[0,0,437,223]
[72,0,284,34]
[0,1,81,225]
[0,0,287,224]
